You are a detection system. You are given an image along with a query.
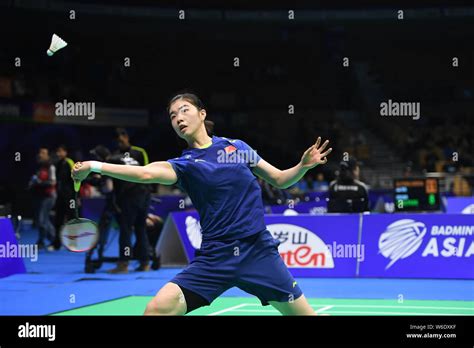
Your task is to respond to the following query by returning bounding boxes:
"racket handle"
[74,180,81,193]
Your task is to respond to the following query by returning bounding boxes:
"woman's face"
[168,99,206,140]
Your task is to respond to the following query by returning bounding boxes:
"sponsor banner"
[0,77,12,98]
[0,102,23,120]
[170,212,360,277]
[33,102,55,123]
[445,197,474,214]
[0,218,26,278]
[54,106,149,126]
[359,214,474,279]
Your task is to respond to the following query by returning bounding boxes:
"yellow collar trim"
[197,140,213,149]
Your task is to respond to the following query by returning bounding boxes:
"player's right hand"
[71,161,91,182]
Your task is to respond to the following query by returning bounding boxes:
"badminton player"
[72,93,332,315]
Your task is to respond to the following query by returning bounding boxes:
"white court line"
[230,310,471,316]
[231,309,283,313]
[324,311,472,316]
[212,305,334,314]
[207,303,249,316]
[326,305,474,310]
[244,303,474,311]
[315,305,333,314]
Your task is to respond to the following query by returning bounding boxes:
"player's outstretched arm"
[71,161,177,185]
[253,137,332,189]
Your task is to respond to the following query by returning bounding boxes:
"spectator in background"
[53,145,75,250]
[29,148,57,250]
[423,141,442,173]
[288,177,309,197]
[258,177,290,205]
[144,213,163,270]
[403,161,414,177]
[106,128,151,274]
[312,172,329,191]
[328,157,369,213]
[85,145,117,273]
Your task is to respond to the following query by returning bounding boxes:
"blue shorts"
[170,229,303,306]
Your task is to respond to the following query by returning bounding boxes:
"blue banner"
[445,197,474,214]
[170,212,361,277]
[359,214,474,279]
[0,218,26,278]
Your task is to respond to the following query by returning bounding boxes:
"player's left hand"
[71,161,91,182]
[300,137,332,169]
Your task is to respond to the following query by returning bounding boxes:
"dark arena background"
[0,0,473,346]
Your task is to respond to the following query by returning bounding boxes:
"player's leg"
[133,193,150,271]
[53,195,66,249]
[144,282,186,315]
[144,282,210,315]
[147,238,237,315]
[269,294,316,315]
[236,230,315,315]
[108,198,134,273]
[44,195,56,244]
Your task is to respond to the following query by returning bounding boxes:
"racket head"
[60,218,99,252]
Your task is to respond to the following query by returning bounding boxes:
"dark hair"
[338,157,359,184]
[90,145,111,162]
[338,162,354,184]
[167,92,214,136]
[115,127,128,138]
[167,92,205,114]
[57,144,68,152]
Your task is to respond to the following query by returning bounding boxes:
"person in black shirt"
[53,145,75,250]
[328,157,369,213]
[84,145,117,273]
[107,128,151,274]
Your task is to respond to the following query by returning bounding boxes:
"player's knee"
[144,286,186,315]
[144,297,181,315]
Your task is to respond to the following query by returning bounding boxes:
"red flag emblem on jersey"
[224,145,237,154]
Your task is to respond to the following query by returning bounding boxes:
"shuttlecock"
[47,34,67,56]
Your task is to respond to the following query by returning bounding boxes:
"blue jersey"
[167,136,267,241]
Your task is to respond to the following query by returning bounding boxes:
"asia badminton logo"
[462,204,474,214]
[379,219,474,270]
[378,219,427,270]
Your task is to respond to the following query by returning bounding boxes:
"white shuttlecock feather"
[47,34,67,56]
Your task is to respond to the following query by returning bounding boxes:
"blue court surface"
[1,225,473,316]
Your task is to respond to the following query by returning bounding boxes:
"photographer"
[328,157,369,213]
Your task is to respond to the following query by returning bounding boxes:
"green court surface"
[53,296,474,316]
